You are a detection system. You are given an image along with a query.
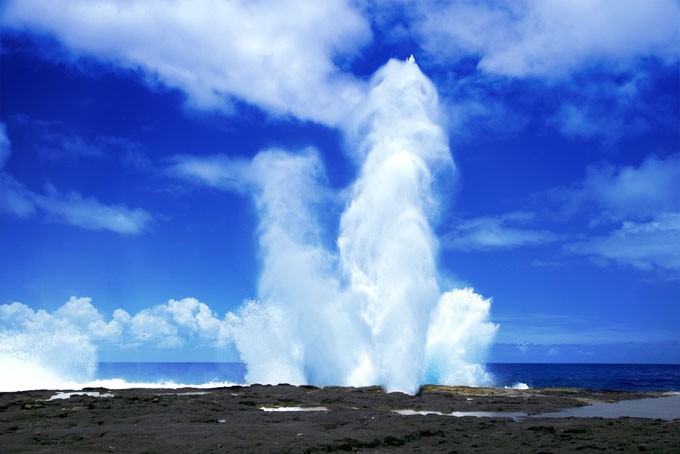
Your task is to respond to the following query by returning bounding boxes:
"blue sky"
[1,0,679,367]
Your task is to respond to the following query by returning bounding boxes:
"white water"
[0,330,96,392]
[232,57,497,394]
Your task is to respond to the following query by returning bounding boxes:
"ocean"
[94,362,680,392]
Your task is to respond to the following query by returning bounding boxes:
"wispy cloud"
[442,211,559,251]
[493,313,680,345]
[33,183,153,235]
[408,0,680,79]
[167,154,252,192]
[0,124,36,217]
[541,152,680,278]
[562,153,680,222]
[0,123,11,168]
[490,341,680,363]
[0,122,152,235]
[376,1,680,142]
[568,213,680,278]
[10,113,146,163]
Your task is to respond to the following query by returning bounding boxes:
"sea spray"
[235,149,362,386]
[0,58,498,393]
[0,330,96,392]
[425,289,497,385]
[338,56,451,393]
[233,57,497,393]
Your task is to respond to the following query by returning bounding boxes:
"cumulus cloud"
[125,297,232,348]
[1,0,371,126]
[442,212,559,251]
[0,296,237,390]
[569,213,680,277]
[0,296,234,350]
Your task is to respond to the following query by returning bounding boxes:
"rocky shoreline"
[1,385,678,452]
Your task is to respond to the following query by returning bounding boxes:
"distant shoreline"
[2,384,678,452]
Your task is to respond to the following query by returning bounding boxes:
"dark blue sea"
[95,362,680,392]
[486,363,680,391]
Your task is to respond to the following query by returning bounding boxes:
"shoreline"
[1,385,678,452]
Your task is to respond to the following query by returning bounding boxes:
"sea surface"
[95,362,680,392]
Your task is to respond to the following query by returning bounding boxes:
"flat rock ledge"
[1,385,678,452]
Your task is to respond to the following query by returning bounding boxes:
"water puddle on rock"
[46,391,114,401]
[395,395,680,421]
[259,406,329,412]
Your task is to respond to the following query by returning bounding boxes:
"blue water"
[487,363,680,391]
[96,362,680,391]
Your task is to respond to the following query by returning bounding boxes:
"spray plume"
[233,57,497,394]
[0,58,496,393]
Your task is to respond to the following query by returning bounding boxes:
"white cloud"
[568,212,680,276]
[122,298,234,348]
[410,0,680,79]
[550,153,680,278]
[167,154,252,192]
[0,296,234,350]
[570,153,680,221]
[0,179,153,235]
[33,184,153,235]
[442,212,558,251]
[373,1,680,142]
[54,296,102,325]
[1,0,371,126]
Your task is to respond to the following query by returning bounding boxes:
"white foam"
[506,382,530,390]
[81,378,240,390]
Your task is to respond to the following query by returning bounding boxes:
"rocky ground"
[1,384,678,452]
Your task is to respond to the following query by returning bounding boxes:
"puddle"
[46,391,114,401]
[160,391,211,396]
[260,406,329,412]
[395,395,680,421]
[537,395,680,421]
[395,409,527,419]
